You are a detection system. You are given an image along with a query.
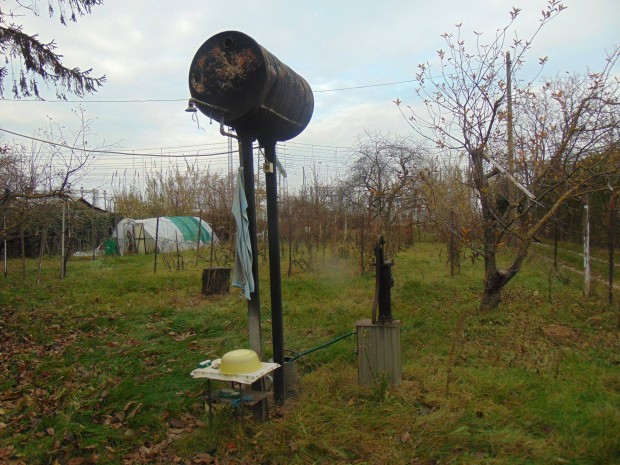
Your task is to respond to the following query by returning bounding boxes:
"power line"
[313,79,417,93]
[130,141,229,151]
[3,98,187,103]
[1,78,419,103]
[285,140,350,150]
[0,127,234,158]
[2,125,354,158]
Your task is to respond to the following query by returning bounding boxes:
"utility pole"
[506,51,515,175]
[506,51,516,213]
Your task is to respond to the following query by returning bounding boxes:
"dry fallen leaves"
[191,453,219,464]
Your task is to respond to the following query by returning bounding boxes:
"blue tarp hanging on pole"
[231,169,254,300]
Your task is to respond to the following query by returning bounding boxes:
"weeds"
[0,244,618,464]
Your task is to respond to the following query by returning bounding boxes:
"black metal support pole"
[264,142,285,404]
[238,135,262,357]
[238,134,266,421]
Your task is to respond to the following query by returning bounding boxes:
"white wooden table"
[191,359,280,426]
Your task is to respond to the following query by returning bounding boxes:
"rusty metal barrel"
[188,31,314,143]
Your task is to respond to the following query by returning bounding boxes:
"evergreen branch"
[0,23,105,98]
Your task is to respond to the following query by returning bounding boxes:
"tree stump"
[202,267,231,295]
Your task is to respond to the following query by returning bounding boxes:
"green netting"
[166,216,211,243]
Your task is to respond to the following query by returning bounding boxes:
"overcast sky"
[2,0,618,201]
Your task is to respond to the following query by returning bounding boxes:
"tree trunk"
[472,149,505,311]
[37,227,47,285]
[470,148,529,311]
[480,243,529,311]
[360,208,365,274]
[480,270,506,311]
[62,227,73,278]
[20,225,26,278]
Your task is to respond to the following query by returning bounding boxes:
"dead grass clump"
[543,324,577,343]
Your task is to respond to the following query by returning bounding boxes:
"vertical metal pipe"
[264,142,285,404]
[239,135,267,421]
[238,135,262,358]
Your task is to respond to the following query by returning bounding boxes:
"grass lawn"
[0,243,618,464]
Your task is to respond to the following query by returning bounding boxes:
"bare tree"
[1,108,100,239]
[400,3,620,310]
[344,131,425,254]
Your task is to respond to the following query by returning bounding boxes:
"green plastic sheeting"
[167,216,211,243]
